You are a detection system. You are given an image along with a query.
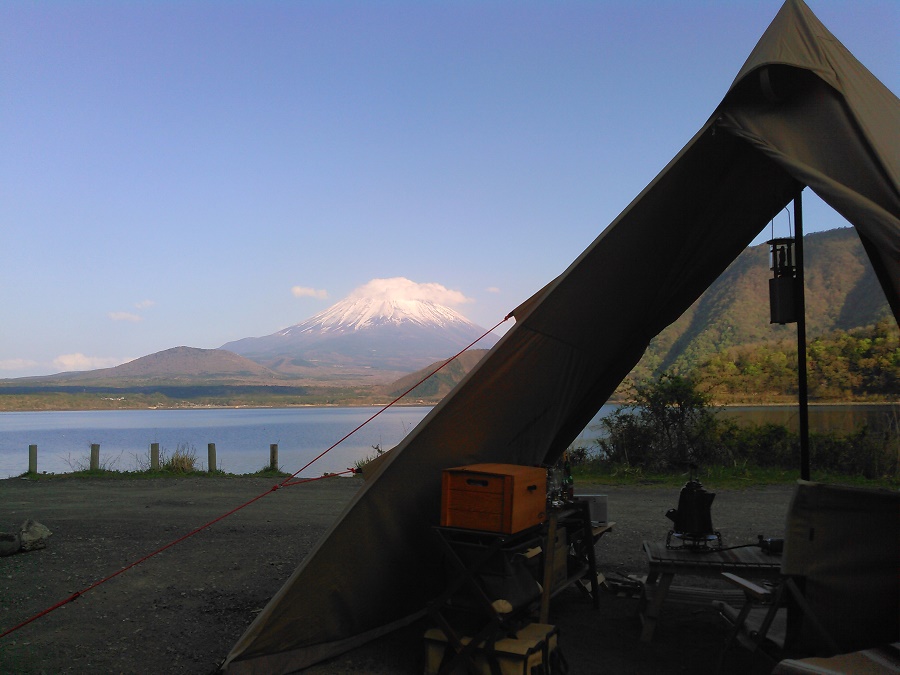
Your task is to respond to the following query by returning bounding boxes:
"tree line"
[617,320,899,404]
[582,371,899,481]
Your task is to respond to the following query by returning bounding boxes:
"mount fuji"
[221,278,500,376]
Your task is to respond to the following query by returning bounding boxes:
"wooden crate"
[441,463,547,534]
[424,626,547,675]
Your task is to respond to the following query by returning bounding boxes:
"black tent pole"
[795,189,810,481]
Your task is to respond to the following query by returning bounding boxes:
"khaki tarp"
[223,2,899,672]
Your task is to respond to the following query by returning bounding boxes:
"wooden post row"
[25,440,287,475]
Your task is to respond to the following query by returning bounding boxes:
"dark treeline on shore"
[578,370,899,484]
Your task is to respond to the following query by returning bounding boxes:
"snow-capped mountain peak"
[221,278,498,373]
[280,278,477,335]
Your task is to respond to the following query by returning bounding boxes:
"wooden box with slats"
[440,463,547,534]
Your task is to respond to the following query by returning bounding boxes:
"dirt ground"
[0,476,794,674]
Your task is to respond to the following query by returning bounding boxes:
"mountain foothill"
[1,228,895,408]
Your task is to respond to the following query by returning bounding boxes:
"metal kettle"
[665,478,721,549]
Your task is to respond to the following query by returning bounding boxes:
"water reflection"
[716,404,900,434]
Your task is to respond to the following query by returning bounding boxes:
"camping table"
[539,502,612,621]
[428,524,546,675]
[639,540,781,642]
[427,503,614,674]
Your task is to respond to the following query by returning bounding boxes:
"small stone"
[19,520,52,552]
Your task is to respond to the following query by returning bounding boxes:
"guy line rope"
[0,315,511,640]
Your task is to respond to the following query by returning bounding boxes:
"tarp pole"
[795,189,810,481]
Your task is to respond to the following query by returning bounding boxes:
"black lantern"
[770,191,810,482]
[768,237,797,324]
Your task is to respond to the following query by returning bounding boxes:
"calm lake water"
[0,407,433,479]
[1,403,895,479]
[716,403,899,434]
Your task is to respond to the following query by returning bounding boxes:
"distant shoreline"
[0,399,431,413]
[1,398,897,414]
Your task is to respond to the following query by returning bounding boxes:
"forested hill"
[701,319,899,402]
[392,228,896,405]
[630,227,894,383]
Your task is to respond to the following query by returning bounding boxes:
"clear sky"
[2,1,897,378]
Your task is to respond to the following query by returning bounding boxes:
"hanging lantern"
[768,237,797,324]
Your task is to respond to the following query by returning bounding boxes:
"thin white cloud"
[292,286,328,299]
[486,286,501,294]
[53,353,128,372]
[108,311,143,322]
[350,278,473,306]
[134,299,156,309]
[0,358,39,371]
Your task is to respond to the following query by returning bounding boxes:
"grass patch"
[133,443,203,475]
[250,466,291,478]
[61,448,124,473]
[572,462,899,489]
[353,443,387,474]
[162,444,198,473]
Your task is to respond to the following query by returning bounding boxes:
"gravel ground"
[0,476,793,674]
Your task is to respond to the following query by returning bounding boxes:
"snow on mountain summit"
[221,278,498,373]
[280,278,477,335]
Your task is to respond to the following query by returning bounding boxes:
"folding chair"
[714,481,899,673]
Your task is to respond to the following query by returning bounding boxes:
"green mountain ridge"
[380,350,490,402]
[633,227,893,381]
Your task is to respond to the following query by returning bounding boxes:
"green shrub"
[162,443,198,473]
[596,373,724,471]
[582,372,899,481]
[354,443,386,474]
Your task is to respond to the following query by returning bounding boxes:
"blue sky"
[2,1,897,378]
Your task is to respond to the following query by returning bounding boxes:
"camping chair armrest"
[722,573,774,602]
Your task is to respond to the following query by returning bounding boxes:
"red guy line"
[1,316,509,639]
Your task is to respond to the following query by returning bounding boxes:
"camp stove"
[665,471,722,551]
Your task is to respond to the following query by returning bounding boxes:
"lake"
[1,403,895,478]
[716,403,899,434]
[0,407,434,479]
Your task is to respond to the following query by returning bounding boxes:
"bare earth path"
[0,476,793,674]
